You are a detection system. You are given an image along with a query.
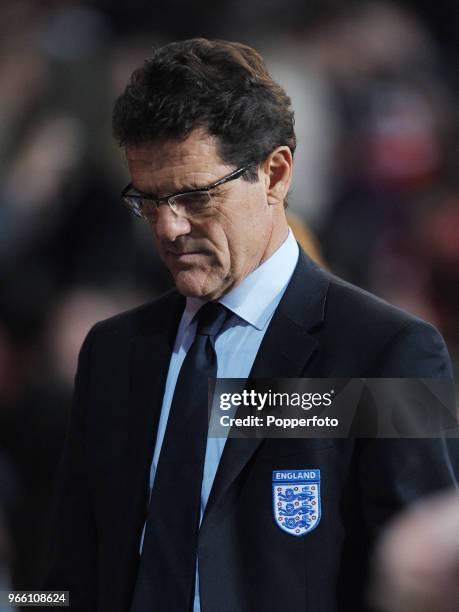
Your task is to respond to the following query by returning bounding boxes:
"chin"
[173,270,226,300]
[174,273,214,299]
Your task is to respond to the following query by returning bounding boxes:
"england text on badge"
[272,470,321,537]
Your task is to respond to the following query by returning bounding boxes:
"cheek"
[228,216,262,259]
[201,221,231,263]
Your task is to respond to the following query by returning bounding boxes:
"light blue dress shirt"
[140,229,299,611]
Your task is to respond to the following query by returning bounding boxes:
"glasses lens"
[170,191,212,216]
[123,190,213,220]
[123,194,159,220]
[139,199,159,219]
[123,195,144,218]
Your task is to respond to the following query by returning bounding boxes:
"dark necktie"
[130,301,231,612]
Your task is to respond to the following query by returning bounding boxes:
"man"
[45,38,456,611]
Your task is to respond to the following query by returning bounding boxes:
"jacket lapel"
[202,249,330,523]
[115,291,185,595]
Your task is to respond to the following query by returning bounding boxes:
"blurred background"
[0,0,458,597]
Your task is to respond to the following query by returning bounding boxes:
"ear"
[261,146,293,206]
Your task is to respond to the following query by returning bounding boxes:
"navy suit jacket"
[45,250,456,611]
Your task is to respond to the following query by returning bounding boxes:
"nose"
[153,203,191,242]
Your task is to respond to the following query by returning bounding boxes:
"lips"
[168,250,199,256]
[165,250,206,263]
[167,250,201,257]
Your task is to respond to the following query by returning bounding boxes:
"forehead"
[126,129,230,192]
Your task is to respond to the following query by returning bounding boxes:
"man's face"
[126,130,278,300]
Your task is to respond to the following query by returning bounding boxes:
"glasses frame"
[122,163,254,219]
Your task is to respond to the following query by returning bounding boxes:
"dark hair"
[112,38,296,182]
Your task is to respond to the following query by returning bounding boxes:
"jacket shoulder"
[324,270,419,331]
[320,271,451,377]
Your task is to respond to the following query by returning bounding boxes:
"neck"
[259,213,290,266]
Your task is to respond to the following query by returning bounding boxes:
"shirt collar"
[183,229,299,331]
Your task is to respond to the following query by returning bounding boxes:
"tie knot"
[195,302,231,337]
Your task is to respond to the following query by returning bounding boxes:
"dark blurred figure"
[0,282,68,589]
[370,490,459,612]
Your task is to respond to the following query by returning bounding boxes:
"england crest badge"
[272,469,321,536]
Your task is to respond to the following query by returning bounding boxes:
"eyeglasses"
[122,164,253,221]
